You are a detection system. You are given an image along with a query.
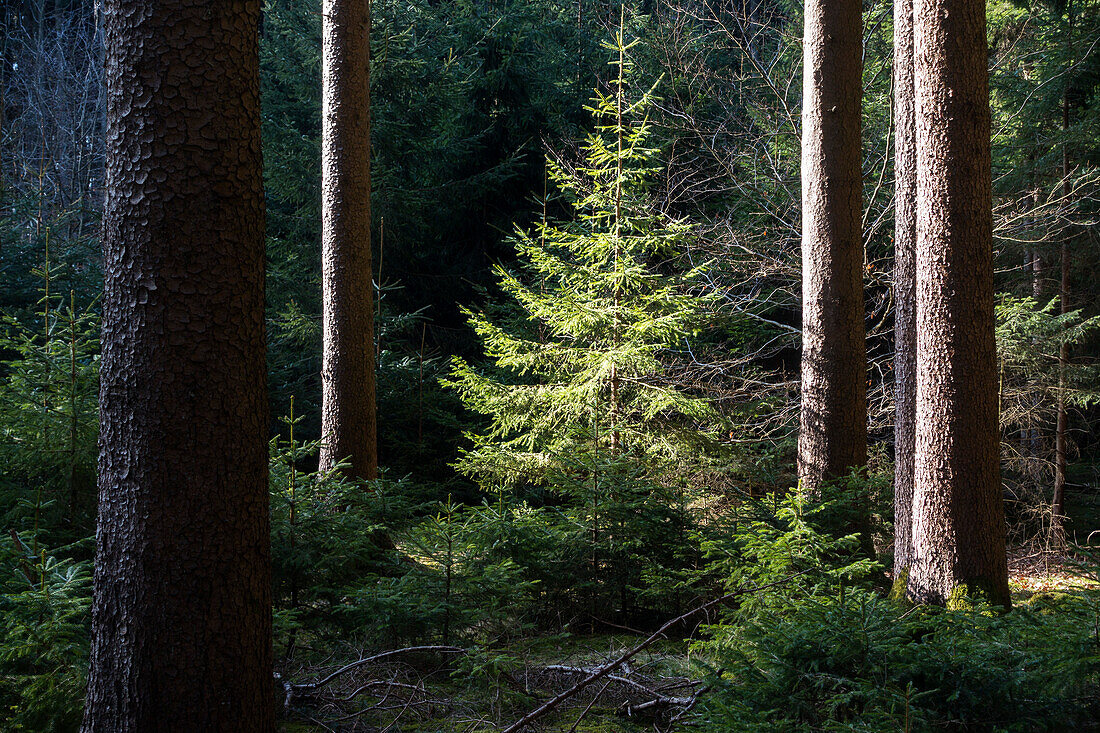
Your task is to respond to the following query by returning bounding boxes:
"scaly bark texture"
[798,0,867,494]
[83,2,273,730]
[893,0,917,578]
[908,0,1010,606]
[319,0,378,481]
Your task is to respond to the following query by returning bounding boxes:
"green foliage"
[0,191,102,317]
[373,298,471,499]
[996,294,1100,536]
[0,534,91,733]
[444,30,724,623]
[699,590,1100,732]
[360,497,539,646]
[0,151,97,730]
[694,492,1100,732]
[699,490,880,614]
[0,289,99,545]
[446,71,718,483]
[471,458,711,625]
[269,410,409,649]
[997,294,1100,412]
[444,30,720,481]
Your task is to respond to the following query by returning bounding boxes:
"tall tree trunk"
[319,0,378,482]
[1026,173,1043,473]
[908,0,1009,607]
[83,2,274,730]
[1052,11,1073,541]
[1053,254,1068,541]
[798,0,867,495]
[1030,158,1044,299]
[892,0,917,580]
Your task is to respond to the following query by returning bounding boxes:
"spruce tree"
[447,33,715,488]
[445,29,718,618]
[908,0,1010,607]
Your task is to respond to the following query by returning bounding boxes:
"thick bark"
[83,2,273,731]
[798,0,867,493]
[319,0,378,481]
[908,0,1009,606]
[892,0,917,578]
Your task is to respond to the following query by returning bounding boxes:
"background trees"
[989,0,1100,543]
[0,0,1098,729]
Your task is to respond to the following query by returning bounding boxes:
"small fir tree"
[446,30,716,487]
[445,26,720,620]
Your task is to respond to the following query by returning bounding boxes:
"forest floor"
[280,632,693,732]
[279,483,1100,732]
[279,549,1100,733]
[1007,478,1100,596]
[1008,547,1099,595]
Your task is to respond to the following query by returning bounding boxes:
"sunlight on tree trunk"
[908,0,1010,607]
[320,0,379,482]
[798,0,867,498]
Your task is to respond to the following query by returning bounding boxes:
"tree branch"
[278,645,466,710]
[500,572,806,732]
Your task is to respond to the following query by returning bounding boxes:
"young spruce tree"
[446,27,717,620]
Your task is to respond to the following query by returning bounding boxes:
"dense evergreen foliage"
[1,0,1100,729]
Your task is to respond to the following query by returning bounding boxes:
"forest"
[1,0,1099,730]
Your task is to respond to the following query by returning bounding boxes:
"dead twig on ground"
[278,645,465,711]
[500,571,807,732]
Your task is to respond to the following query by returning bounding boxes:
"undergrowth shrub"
[0,533,90,732]
[694,492,1100,732]
[358,497,539,646]
[269,415,411,653]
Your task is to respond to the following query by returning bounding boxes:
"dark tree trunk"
[908,0,1009,607]
[319,0,378,482]
[1031,208,1044,301]
[1052,34,1073,541]
[83,2,273,731]
[1025,178,1043,473]
[893,0,917,579]
[798,0,867,494]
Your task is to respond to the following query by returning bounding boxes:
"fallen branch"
[278,645,465,710]
[620,685,709,718]
[542,665,678,700]
[567,679,612,733]
[667,685,708,725]
[542,663,705,719]
[342,678,426,702]
[500,572,807,732]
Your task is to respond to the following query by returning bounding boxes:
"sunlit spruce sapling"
[445,31,721,619]
[445,33,718,492]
